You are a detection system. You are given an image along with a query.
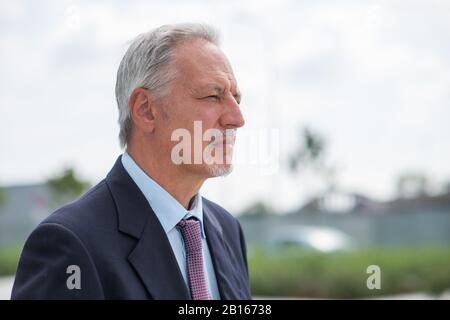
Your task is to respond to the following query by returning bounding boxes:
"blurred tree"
[288,126,338,192]
[46,168,90,208]
[288,127,325,173]
[396,173,429,198]
[239,201,274,219]
[0,186,6,207]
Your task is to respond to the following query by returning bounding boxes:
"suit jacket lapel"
[106,157,190,300]
[203,202,244,300]
[127,217,190,299]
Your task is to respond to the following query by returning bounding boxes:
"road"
[0,276,14,300]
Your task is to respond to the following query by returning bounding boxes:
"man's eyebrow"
[198,84,224,93]
[199,84,242,99]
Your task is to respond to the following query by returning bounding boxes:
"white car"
[267,225,356,253]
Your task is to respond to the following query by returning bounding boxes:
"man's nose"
[219,97,245,129]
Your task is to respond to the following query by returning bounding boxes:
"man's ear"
[129,88,156,133]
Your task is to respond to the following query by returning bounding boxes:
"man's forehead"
[173,39,238,88]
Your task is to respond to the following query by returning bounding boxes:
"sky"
[1,0,450,214]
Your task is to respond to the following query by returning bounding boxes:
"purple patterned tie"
[177,218,211,300]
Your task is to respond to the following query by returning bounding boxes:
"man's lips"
[209,138,235,147]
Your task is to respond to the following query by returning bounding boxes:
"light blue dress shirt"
[121,151,220,299]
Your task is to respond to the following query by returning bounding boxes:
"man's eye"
[205,95,220,101]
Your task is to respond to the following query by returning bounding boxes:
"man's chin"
[206,164,233,177]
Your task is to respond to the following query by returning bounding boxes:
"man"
[11,23,251,300]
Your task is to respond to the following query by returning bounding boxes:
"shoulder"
[29,179,121,259]
[11,182,112,299]
[42,179,116,236]
[201,196,245,239]
[202,197,240,225]
[11,180,116,299]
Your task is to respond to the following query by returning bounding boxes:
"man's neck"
[126,147,204,210]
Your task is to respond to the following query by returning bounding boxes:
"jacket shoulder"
[42,179,115,233]
[202,197,240,225]
[201,196,245,241]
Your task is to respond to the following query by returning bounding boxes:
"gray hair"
[115,23,220,149]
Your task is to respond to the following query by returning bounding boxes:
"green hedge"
[0,246,21,277]
[248,247,450,298]
[2,245,450,298]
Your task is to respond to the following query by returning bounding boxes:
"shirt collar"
[121,151,205,238]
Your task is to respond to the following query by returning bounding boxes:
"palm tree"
[289,127,325,173]
[288,126,338,194]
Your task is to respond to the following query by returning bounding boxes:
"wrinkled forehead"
[173,39,238,90]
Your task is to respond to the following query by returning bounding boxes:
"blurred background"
[1,0,450,299]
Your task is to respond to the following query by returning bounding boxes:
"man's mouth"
[210,136,235,147]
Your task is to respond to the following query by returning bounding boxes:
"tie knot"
[177,217,199,229]
[177,217,202,253]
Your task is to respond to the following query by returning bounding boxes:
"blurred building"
[240,190,450,248]
[2,183,450,249]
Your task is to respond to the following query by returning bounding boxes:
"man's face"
[155,39,245,178]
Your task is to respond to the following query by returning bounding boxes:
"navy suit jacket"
[11,157,252,299]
